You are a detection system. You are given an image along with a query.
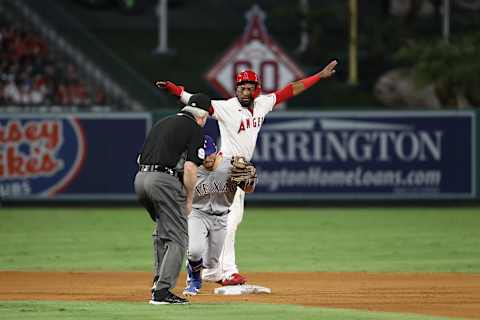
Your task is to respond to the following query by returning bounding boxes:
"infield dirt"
[1,271,479,319]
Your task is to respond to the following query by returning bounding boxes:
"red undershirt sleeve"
[299,74,321,91]
[274,74,321,106]
[274,84,294,106]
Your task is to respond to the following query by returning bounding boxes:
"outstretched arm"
[155,80,192,105]
[274,60,337,106]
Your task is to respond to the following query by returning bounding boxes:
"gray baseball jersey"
[192,158,237,216]
[187,158,238,269]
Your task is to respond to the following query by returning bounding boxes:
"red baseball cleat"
[218,273,247,286]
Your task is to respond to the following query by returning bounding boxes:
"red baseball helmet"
[236,70,259,85]
[236,70,261,98]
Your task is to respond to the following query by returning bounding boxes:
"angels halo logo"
[0,116,86,198]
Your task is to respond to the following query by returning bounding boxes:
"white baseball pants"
[202,187,245,281]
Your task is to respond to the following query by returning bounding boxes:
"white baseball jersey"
[181,92,276,161]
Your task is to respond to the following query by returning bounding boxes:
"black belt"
[139,164,178,177]
[210,210,229,217]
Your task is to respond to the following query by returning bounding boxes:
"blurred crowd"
[0,20,107,107]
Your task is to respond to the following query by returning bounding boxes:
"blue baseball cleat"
[183,279,201,296]
[183,261,202,295]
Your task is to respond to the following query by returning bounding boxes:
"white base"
[214,284,272,295]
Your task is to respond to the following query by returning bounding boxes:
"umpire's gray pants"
[134,171,188,291]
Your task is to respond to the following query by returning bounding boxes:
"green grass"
[1,207,478,320]
[0,208,151,271]
[0,301,455,320]
[239,207,480,272]
[0,207,479,272]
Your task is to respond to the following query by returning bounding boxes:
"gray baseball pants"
[134,171,188,292]
[187,210,228,270]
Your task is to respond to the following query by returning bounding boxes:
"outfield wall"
[0,110,477,203]
[0,113,150,201]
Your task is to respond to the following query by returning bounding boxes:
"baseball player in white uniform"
[156,59,338,285]
[183,135,256,295]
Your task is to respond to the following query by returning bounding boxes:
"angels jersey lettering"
[213,94,275,160]
[181,92,276,161]
[238,116,264,133]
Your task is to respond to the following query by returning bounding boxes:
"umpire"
[134,93,211,305]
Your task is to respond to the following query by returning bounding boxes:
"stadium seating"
[0,19,108,108]
[0,3,110,111]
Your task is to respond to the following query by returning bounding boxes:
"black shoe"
[149,289,189,305]
[151,275,159,294]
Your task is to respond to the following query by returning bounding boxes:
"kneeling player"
[183,135,256,295]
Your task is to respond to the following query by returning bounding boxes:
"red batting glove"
[155,81,184,97]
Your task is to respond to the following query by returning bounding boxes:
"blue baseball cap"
[203,135,217,156]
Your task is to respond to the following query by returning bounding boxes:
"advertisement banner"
[209,111,475,200]
[0,113,150,201]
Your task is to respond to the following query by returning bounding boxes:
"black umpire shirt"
[139,111,204,169]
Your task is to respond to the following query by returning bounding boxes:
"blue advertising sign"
[0,113,150,200]
[208,111,475,200]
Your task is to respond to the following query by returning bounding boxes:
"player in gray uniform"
[183,135,256,295]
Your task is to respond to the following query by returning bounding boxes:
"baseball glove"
[230,156,257,186]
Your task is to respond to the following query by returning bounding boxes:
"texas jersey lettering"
[193,159,237,215]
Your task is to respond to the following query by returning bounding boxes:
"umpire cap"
[188,93,211,112]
